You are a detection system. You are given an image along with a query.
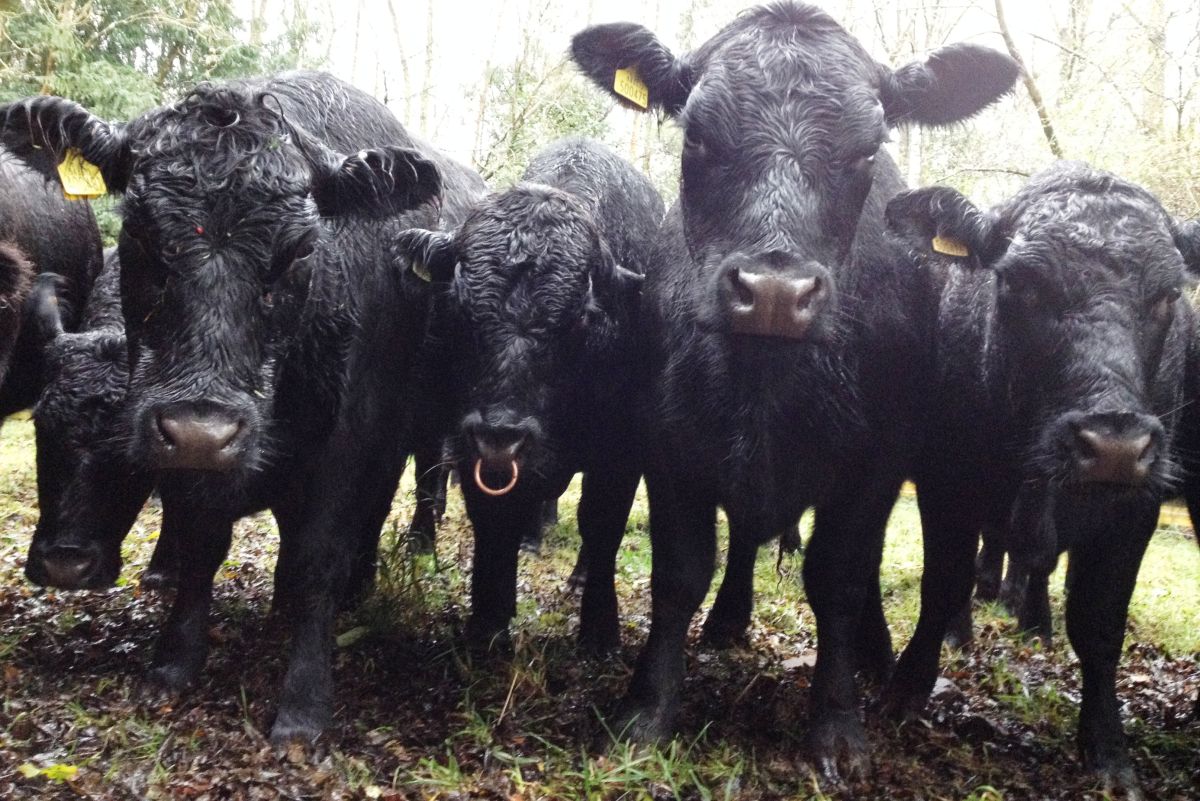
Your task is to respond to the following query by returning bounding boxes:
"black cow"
[0,70,486,744]
[25,250,177,590]
[396,137,662,651]
[571,1,1017,779]
[883,163,1199,793]
[0,144,103,416]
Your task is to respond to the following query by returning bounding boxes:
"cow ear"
[312,146,441,219]
[571,23,692,115]
[1173,219,1200,278]
[0,96,133,191]
[394,228,458,284]
[883,44,1020,127]
[886,186,1000,268]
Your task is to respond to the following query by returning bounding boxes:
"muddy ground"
[0,418,1196,800]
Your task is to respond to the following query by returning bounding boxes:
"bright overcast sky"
[241,1,1195,164]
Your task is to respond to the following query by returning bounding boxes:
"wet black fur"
[0,146,103,418]
[571,1,1019,772]
[0,70,488,744]
[396,137,662,649]
[26,251,161,589]
[885,162,1200,788]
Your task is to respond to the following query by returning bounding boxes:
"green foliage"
[472,50,609,187]
[0,0,321,123]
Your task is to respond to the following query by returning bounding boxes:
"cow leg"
[618,471,716,742]
[147,508,233,693]
[577,467,639,653]
[343,447,406,609]
[855,557,893,682]
[1065,509,1155,796]
[882,479,980,722]
[803,474,901,783]
[408,443,444,554]
[975,524,1006,601]
[567,536,589,590]
[1017,562,1054,642]
[521,498,558,554]
[999,558,1030,618]
[463,492,538,650]
[943,601,974,650]
[779,521,803,554]
[701,529,757,648]
[271,406,404,743]
[141,501,181,590]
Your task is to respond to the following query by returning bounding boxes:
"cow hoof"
[146,662,199,696]
[1018,626,1053,646]
[567,567,588,591]
[609,701,673,744]
[465,617,512,657]
[878,686,926,723]
[407,530,435,555]
[699,618,749,650]
[139,569,178,591]
[1093,763,1143,801]
[805,713,871,785]
[943,626,973,650]
[269,714,324,748]
[975,578,1000,602]
[578,623,620,655]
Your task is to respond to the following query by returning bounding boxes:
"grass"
[0,416,1197,800]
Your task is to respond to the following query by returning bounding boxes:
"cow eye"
[999,273,1043,313]
[683,128,706,155]
[843,153,876,173]
[1149,288,1180,322]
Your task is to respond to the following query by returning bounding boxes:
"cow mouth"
[474,458,519,496]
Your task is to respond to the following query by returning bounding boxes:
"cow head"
[0,85,441,479]
[572,3,1018,343]
[0,242,33,385]
[396,185,642,496]
[24,271,152,589]
[887,164,1199,497]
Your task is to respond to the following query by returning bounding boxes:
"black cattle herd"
[0,2,1196,793]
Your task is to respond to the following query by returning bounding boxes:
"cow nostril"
[1073,426,1100,459]
[1134,434,1155,464]
[795,276,823,311]
[727,267,754,308]
[156,413,173,446]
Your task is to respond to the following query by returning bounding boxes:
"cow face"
[25,275,151,589]
[0,87,441,479]
[888,166,1200,497]
[572,3,1018,343]
[397,186,641,496]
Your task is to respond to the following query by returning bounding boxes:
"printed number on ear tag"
[614,67,650,110]
[57,149,107,200]
[931,235,969,258]
[412,259,432,283]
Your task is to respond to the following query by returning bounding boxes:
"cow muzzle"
[721,257,831,340]
[463,410,538,497]
[1060,412,1163,487]
[147,403,250,471]
[27,541,114,589]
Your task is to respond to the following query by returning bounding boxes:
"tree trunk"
[995,0,1065,159]
[420,0,435,133]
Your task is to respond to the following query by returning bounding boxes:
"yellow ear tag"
[613,66,650,110]
[412,259,432,283]
[931,235,969,258]
[57,149,107,200]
